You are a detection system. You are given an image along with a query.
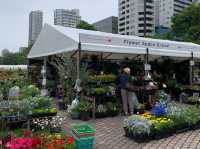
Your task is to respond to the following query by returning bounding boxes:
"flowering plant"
[151,102,167,117]
[5,131,75,149]
[142,112,174,132]
[32,115,65,132]
[124,115,153,135]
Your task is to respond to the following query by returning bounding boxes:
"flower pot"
[107,111,119,117]
[95,112,107,118]
[80,112,91,121]
[175,123,190,134]
[154,129,173,140]
[132,133,153,143]
[135,109,145,114]
[70,112,80,120]
[123,127,130,137]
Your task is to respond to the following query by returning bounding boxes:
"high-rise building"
[158,0,193,28]
[54,9,81,28]
[28,10,43,46]
[118,0,155,37]
[93,16,118,34]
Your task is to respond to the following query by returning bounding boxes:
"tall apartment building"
[93,16,118,34]
[28,10,43,46]
[118,0,155,37]
[158,0,193,28]
[54,9,81,28]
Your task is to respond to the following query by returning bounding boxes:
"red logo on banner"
[108,38,112,42]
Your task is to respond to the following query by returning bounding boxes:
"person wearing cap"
[119,67,140,115]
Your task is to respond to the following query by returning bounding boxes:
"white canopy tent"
[28,24,200,85]
[28,24,200,60]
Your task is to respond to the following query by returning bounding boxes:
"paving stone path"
[60,112,200,149]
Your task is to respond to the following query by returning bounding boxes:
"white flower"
[163,84,167,88]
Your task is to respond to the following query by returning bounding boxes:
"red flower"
[32,137,41,147]
[46,143,53,149]
[67,137,74,145]
[24,131,32,137]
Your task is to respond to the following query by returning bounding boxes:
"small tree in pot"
[77,100,93,121]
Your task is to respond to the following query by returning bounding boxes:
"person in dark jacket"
[119,67,140,115]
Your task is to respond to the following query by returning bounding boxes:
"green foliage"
[0,96,54,116]
[184,106,200,125]
[188,96,200,103]
[105,102,119,112]
[90,87,108,95]
[76,20,96,30]
[76,100,93,112]
[20,85,40,99]
[50,57,89,101]
[152,32,174,40]
[0,45,32,65]
[89,74,116,83]
[172,3,200,44]
[155,90,169,102]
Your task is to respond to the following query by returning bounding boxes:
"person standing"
[119,67,140,115]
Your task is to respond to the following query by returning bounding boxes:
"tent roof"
[28,24,200,59]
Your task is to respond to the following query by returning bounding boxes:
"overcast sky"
[0,0,118,53]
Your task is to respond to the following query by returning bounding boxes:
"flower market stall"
[0,68,96,149]
[27,24,200,120]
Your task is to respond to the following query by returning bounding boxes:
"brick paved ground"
[60,112,200,149]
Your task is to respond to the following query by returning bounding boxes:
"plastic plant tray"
[70,123,95,135]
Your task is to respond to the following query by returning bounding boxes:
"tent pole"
[43,57,47,89]
[77,42,81,80]
[189,52,194,85]
[145,48,149,78]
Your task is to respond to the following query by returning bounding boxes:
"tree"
[0,44,33,65]
[1,48,10,56]
[151,32,174,40]
[172,3,200,44]
[76,20,96,31]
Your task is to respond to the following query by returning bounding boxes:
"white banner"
[80,33,198,52]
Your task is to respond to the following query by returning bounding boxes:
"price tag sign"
[190,60,195,66]
[144,64,151,71]
[193,93,199,97]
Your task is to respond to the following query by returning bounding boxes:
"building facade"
[158,0,193,28]
[93,16,118,34]
[118,0,155,37]
[28,10,43,46]
[54,9,81,28]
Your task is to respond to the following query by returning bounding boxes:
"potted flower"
[105,102,119,117]
[136,103,145,114]
[95,104,107,118]
[50,116,65,133]
[123,115,154,142]
[77,100,93,121]
[153,117,174,139]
